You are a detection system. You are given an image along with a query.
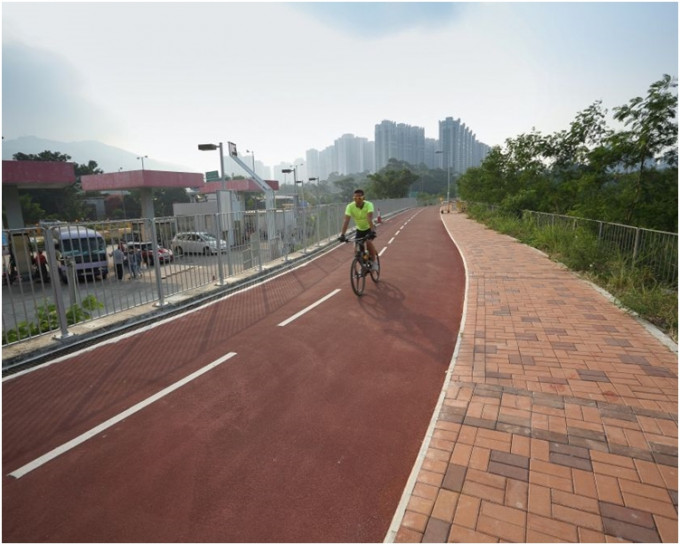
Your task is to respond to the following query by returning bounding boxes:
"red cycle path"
[3,207,465,542]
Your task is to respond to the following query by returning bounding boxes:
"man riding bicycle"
[339,188,379,271]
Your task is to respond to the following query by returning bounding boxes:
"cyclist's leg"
[366,240,377,259]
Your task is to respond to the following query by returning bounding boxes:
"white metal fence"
[522,210,678,287]
[2,198,414,352]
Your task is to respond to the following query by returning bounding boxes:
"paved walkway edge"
[385,212,472,542]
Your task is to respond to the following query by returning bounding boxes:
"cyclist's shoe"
[372,260,380,271]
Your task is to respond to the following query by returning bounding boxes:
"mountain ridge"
[2,136,199,174]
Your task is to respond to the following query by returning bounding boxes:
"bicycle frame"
[343,234,380,296]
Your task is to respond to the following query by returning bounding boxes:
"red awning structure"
[81,169,205,220]
[2,160,78,228]
[199,179,279,194]
[81,170,203,191]
[2,160,76,189]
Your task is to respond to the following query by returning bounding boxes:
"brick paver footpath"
[390,211,677,543]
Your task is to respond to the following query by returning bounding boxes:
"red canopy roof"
[81,170,204,191]
[2,160,76,188]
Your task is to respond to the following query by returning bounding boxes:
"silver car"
[171,232,228,256]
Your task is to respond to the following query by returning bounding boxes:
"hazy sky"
[2,2,678,175]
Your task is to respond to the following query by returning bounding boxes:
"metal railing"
[522,210,678,287]
[2,198,415,351]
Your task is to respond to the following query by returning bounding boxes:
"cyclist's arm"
[340,215,351,236]
[367,211,375,231]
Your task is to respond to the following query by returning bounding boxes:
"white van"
[53,226,109,283]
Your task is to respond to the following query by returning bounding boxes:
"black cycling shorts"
[356,228,373,240]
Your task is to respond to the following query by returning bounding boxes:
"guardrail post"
[252,232,263,272]
[224,211,234,278]
[215,212,226,285]
[149,219,167,308]
[633,227,641,262]
[284,212,290,263]
[316,204,321,248]
[42,226,72,339]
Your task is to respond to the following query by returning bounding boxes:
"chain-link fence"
[2,198,415,351]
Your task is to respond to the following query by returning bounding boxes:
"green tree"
[17,194,46,225]
[609,74,678,225]
[333,177,358,202]
[459,75,677,231]
[152,187,191,216]
[458,147,508,204]
[368,159,419,198]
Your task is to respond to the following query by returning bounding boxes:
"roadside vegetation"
[2,295,103,345]
[453,75,677,341]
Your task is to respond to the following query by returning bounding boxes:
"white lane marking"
[8,352,237,479]
[379,247,387,257]
[388,237,395,245]
[277,289,341,327]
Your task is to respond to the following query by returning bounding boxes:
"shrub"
[2,295,104,345]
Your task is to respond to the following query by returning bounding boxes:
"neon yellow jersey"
[345,200,374,231]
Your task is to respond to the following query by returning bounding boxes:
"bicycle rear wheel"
[370,255,380,283]
[350,258,366,296]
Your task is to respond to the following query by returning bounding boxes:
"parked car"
[171,232,228,256]
[127,242,173,266]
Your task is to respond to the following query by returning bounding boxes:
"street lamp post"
[137,155,148,170]
[282,163,305,252]
[118,167,126,219]
[308,177,321,247]
[198,142,229,282]
[198,143,226,190]
[308,177,318,201]
[246,149,255,174]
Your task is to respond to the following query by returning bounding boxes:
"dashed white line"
[277,289,341,327]
[8,352,237,479]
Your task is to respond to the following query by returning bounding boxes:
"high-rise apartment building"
[301,117,489,181]
[374,120,425,170]
[307,135,375,180]
[336,134,365,176]
[438,116,489,174]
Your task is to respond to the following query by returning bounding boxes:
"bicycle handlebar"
[338,232,376,244]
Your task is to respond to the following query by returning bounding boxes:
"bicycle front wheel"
[370,255,380,283]
[350,258,366,296]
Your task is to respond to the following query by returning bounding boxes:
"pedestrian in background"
[130,248,142,278]
[36,250,49,282]
[112,245,125,280]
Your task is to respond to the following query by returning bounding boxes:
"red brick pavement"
[388,212,677,543]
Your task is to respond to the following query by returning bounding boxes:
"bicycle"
[339,234,380,296]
